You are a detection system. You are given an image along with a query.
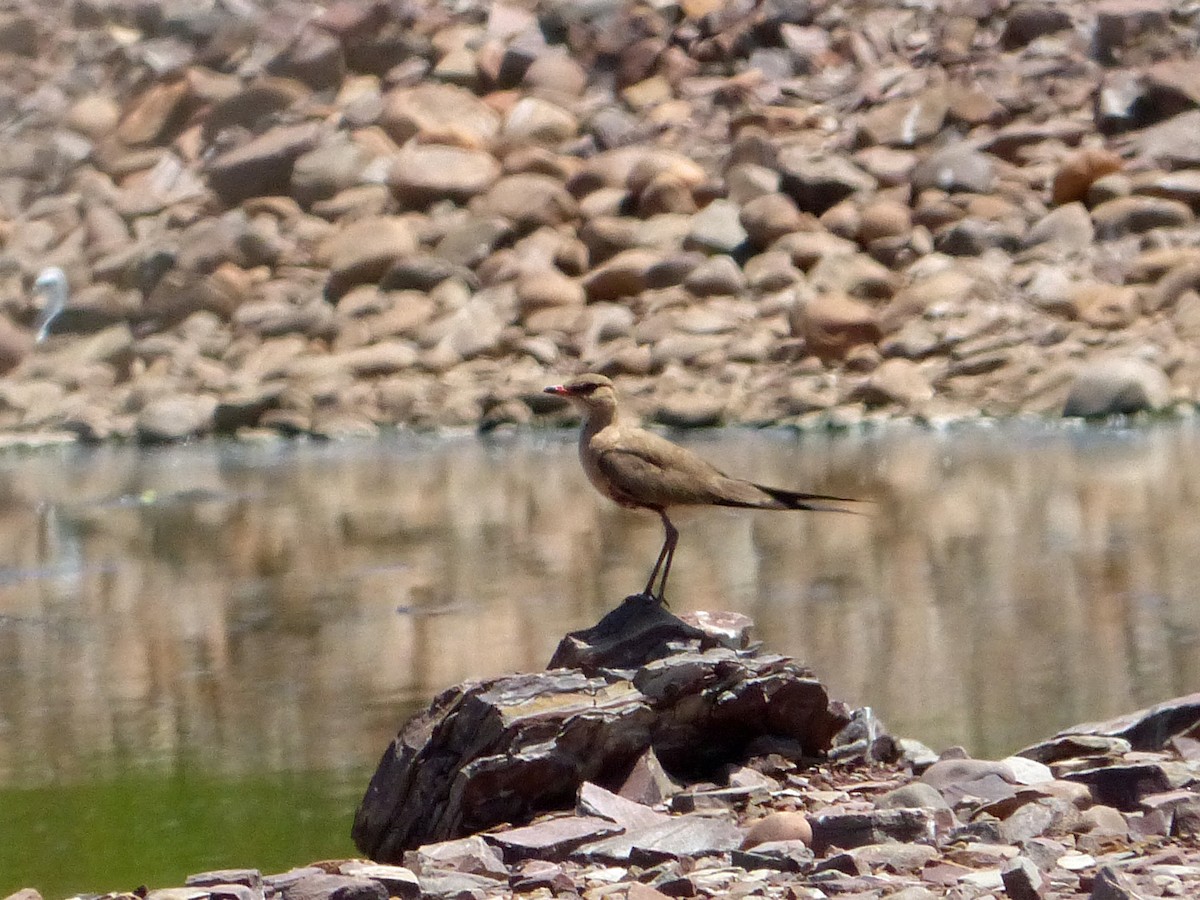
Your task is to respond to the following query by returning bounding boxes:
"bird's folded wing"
[595,445,722,506]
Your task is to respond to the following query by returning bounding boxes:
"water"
[1,423,1199,896]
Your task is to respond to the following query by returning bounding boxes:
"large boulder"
[352,599,850,861]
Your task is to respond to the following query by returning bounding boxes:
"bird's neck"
[581,403,618,440]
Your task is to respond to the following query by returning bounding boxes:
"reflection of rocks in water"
[0,428,1197,788]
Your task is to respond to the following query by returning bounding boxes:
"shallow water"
[1,423,1199,896]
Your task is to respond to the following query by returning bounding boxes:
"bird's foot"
[624,590,669,609]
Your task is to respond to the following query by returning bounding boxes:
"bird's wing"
[593,428,729,507]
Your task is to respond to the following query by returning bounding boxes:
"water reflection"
[0,423,1198,788]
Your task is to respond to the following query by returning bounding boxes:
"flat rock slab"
[572,813,744,863]
[486,816,623,860]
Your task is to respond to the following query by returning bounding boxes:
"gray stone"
[336,863,419,899]
[1061,359,1171,418]
[279,874,386,900]
[487,815,622,860]
[809,807,935,854]
[406,835,508,879]
[684,200,748,255]
[1001,856,1044,900]
[136,395,218,444]
[911,144,995,194]
[574,813,743,863]
[876,781,951,811]
[777,150,876,215]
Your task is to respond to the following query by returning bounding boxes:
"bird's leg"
[641,530,672,601]
[649,511,679,605]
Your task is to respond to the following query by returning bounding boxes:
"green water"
[0,767,367,898]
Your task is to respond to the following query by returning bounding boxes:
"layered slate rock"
[352,598,849,861]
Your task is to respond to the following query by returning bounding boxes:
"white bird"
[31,266,70,343]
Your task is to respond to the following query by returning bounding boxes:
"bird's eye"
[575,383,597,395]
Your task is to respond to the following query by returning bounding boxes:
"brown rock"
[522,52,588,97]
[682,256,745,297]
[1052,148,1123,205]
[206,122,321,205]
[1026,202,1095,251]
[859,85,949,148]
[291,139,370,207]
[267,26,345,91]
[858,201,912,244]
[853,358,934,408]
[203,78,309,139]
[0,13,36,55]
[0,318,31,374]
[516,269,584,313]
[777,150,877,215]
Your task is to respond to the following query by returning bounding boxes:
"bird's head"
[544,373,618,415]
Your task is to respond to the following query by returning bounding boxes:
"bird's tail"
[726,482,862,514]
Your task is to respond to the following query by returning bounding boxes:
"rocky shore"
[8,601,1199,900]
[0,0,1197,441]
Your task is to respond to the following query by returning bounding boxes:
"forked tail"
[750,483,862,514]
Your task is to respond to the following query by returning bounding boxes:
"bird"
[0,267,72,374]
[31,267,70,343]
[544,373,859,605]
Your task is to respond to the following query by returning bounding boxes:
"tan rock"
[742,811,813,849]
[581,249,662,303]
[381,83,500,148]
[118,78,192,146]
[319,216,419,294]
[792,291,882,360]
[516,269,585,313]
[858,201,912,243]
[470,173,577,230]
[1070,282,1140,328]
[854,358,935,407]
[740,193,804,248]
[389,143,501,206]
[66,94,120,139]
[502,97,578,145]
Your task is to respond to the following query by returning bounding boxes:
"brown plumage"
[544,373,858,604]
